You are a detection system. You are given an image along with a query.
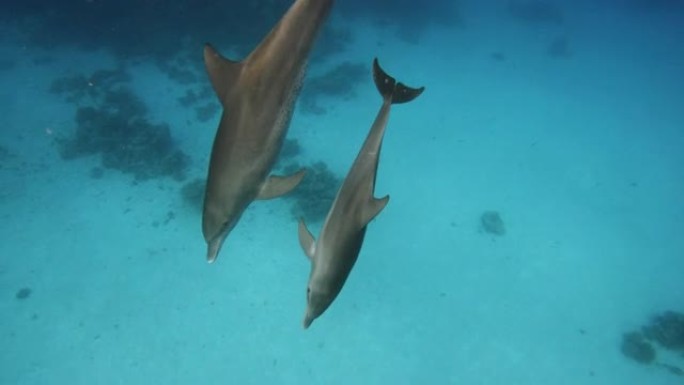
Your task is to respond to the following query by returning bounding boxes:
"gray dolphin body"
[297,59,424,328]
[202,0,334,263]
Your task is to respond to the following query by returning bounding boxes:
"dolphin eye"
[306,287,311,298]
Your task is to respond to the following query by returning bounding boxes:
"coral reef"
[177,86,218,122]
[195,104,220,123]
[643,311,684,350]
[5,0,459,63]
[4,1,287,61]
[620,310,684,377]
[621,331,656,364]
[300,61,367,115]
[277,138,303,163]
[180,178,206,213]
[283,161,341,223]
[52,69,190,182]
[49,67,131,103]
[15,287,32,300]
[480,211,506,235]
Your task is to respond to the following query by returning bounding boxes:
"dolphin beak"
[206,237,223,264]
[303,313,314,329]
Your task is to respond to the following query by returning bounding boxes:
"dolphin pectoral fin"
[298,218,316,260]
[256,168,306,200]
[359,195,390,226]
[203,43,243,105]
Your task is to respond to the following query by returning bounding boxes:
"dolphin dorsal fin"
[203,43,243,106]
[256,168,306,200]
[298,218,316,260]
[359,195,390,226]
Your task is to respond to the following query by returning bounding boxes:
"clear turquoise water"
[1,1,683,384]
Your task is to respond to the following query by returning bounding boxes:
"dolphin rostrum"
[297,58,425,328]
[202,0,334,263]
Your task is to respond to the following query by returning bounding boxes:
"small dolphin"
[202,0,335,263]
[297,58,424,328]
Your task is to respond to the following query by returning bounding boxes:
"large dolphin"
[297,59,424,328]
[202,0,334,263]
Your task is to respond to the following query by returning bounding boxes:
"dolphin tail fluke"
[372,58,425,104]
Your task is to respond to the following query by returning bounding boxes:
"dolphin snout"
[303,313,314,329]
[206,237,224,264]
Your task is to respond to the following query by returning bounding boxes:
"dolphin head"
[203,208,241,263]
[303,284,335,329]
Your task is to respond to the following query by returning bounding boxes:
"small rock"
[643,311,684,350]
[15,287,32,300]
[621,331,656,364]
[481,211,506,235]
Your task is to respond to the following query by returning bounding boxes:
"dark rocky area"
[15,287,32,300]
[181,178,206,213]
[283,161,341,223]
[621,331,656,364]
[300,61,368,115]
[621,310,684,377]
[481,211,506,235]
[643,311,684,350]
[2,0,460,64]
[51,69,190,182]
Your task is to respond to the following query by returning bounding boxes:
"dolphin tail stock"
[372,58,425,104]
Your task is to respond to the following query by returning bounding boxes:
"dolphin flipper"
[298,218,316,260]
[257,169,307,200]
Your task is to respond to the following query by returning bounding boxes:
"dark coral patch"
[15,287,32,300]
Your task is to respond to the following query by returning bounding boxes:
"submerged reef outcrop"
[51,69,189,182]
[480,211,506,236]
[621,331,656,364]
[643,311,684,350]
[620,310,684,377]
[181,178,206,213]
[300,61,367,115]
[282,161,341,224]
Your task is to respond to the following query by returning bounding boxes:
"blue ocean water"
[1,0,683,384]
